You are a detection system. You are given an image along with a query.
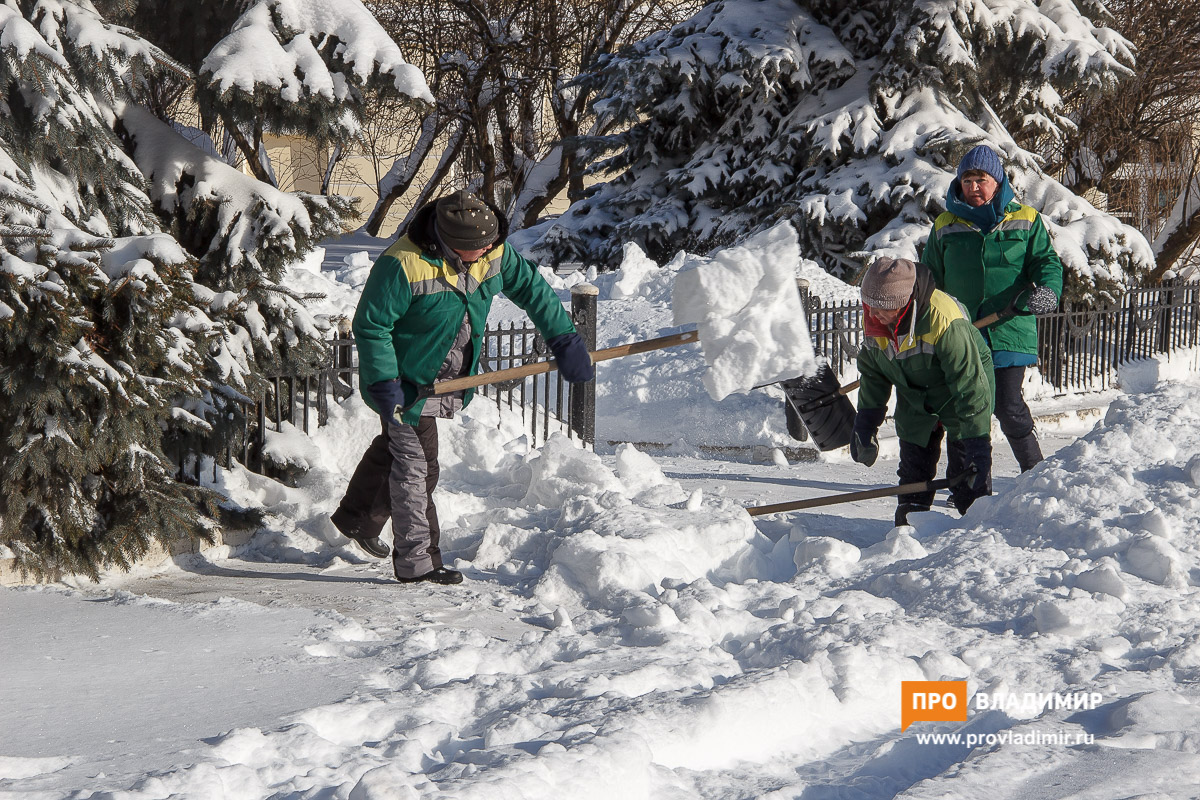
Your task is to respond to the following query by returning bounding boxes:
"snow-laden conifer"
[0,0,430,577]
[0,7,218,577]
[537,0,1154,301]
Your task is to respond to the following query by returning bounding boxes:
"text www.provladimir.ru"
[914,730,1096,747]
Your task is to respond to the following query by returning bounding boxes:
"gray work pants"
[386,416,443,578]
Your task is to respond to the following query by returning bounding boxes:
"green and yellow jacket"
[353,201,575,424]
[857,266,995,446]
[922,199,1063,358]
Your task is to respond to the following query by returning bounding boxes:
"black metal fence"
[175,277,1199,485]
[174,286,599,486]
[799,278,1200,394]
[1037,281,1200,392]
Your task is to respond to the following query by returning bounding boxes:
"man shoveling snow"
[849,257,995,527]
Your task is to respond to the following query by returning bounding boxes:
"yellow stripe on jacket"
[379,239,505,295]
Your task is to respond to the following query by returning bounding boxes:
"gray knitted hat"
[861,257,916,310]
[435,190,498,251]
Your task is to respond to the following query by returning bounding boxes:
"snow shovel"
[418,330,700,397]
[783,285,1058,451]
[745,468,974,517]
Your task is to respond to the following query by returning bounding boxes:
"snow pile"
[1116,347,1200,394]
[865,380,1200,640]
[11,357,1200,797]
[672,222,818,400]
[13,226,1200,797]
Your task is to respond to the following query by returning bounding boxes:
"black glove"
[850,407,886,467]
[367,378,408,426]
[547,332,595,383]
[951,436,991,514]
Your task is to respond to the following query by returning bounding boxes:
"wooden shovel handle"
[427,330,699,396]
[745,470,971,516]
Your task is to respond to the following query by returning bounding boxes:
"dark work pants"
[386,416,443,577]
[336,417,442,574]
[896,424,986,511]
[994,365,1043,471]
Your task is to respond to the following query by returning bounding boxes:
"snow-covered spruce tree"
[0,4,219,579]
[0,0,431,578]
[118,0,432,381]
[537,0,1154,302]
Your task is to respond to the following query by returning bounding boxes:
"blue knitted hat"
[957,145,1005,184]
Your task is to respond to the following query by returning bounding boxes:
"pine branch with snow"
[0,209,220,580]
[120,102,349,376]
[195,0,432,181]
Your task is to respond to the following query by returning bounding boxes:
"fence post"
[787,278,812,443]
[569,283,598,447]
[1159,281,1176,355]
[330,316,354,402]
[252,398,266,473]
[796,277,811,312]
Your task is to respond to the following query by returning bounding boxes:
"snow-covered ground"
[4,228,1200,799]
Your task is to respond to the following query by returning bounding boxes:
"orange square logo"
[901,680,968,731]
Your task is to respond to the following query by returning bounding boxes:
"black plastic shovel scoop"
[780,365,855,450]
[781,284,1058,451]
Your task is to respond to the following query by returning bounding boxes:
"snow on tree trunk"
[532,0,1155,302]
[1152,166,1200,280]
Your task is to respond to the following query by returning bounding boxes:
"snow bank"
[1116,347,1200,394]
[15,353,1200,798]
[18,222,1200,799]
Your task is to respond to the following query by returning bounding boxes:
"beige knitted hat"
[861,257,916,310]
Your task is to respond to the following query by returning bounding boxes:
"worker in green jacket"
[333,190,593,585]
[850,257,996,527]
[922,144,1064,472]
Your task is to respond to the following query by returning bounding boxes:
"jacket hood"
[406,196,511,257]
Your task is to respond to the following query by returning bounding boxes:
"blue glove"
[547,332,595,383]
[367,379,408,426]
[850,407,886,467]
[951,436,992,513]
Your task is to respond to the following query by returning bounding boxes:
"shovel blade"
[781,364,855,451]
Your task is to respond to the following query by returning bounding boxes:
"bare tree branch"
[362,0,700,236]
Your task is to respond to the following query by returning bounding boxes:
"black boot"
[331,507,391,558]
[1007,431,1044,473]
[395,566,463,585]
[895,503,930,527]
